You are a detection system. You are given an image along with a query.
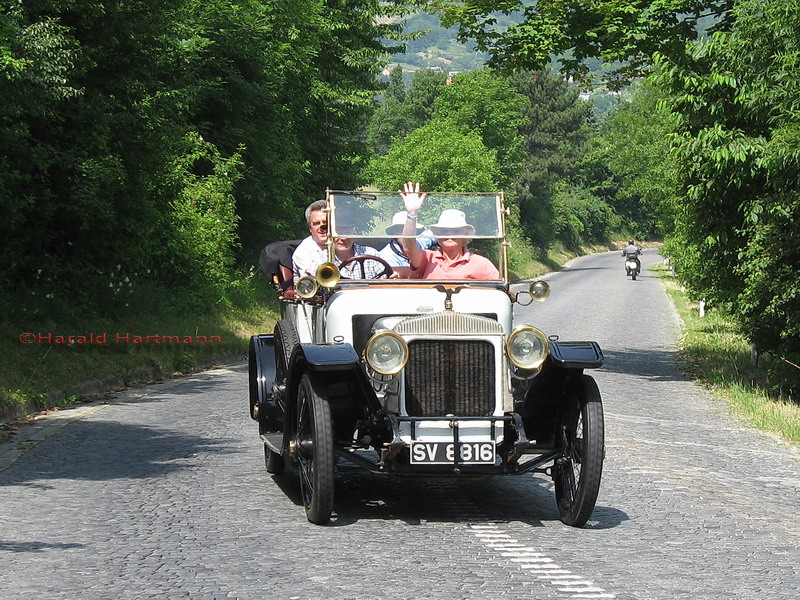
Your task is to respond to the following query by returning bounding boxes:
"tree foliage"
[0,0,411,314]
[654,0,800,381]
[367,119,501,191]
[590,80,678,239]
[366,67,448,156]
[367,67,527,190]
[551,184,620,248]
[508,69,596,246]
[433,69,529,187]
[432,0,735,88]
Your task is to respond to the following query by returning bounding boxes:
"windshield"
[325,190,508,283]
[328,191,504,239]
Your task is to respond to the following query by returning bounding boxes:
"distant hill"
[385,11,626,119]
[388,11,497,75]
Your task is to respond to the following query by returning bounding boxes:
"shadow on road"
[599,347,685,382]
[0,420,239,486]
[0,540,86,553]
[265,462,629,530]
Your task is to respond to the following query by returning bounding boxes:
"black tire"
[295,373,335,524]
[554,374,604,527]
[631,272,637,281]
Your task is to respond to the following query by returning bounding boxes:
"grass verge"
[510,239,620,281]
[653,262,800,446]
[2,273,279,421]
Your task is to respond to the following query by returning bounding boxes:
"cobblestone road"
[1,250,798,599]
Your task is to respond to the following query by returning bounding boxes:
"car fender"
[248,334,275,420]
[296,342,361,370]
[285,343,382,441]
[549,341,604,369]
[285,343,361,404]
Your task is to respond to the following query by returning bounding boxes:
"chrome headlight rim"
[364,330,409,375]
[506,325,549,370]
[528,279,551,302]
[295,276,319,299]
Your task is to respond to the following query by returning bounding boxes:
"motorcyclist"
[622,239,642,275]
[622,239,641,258]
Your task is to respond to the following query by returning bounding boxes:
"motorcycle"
[624,254,641,280]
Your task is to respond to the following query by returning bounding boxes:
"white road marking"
[469,523,616,599]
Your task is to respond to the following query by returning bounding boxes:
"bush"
[161,133,244,302]
[552,185,619,248]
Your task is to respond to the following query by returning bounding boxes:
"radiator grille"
[404,340,495,417]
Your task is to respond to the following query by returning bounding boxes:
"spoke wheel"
[262,320,298,474]
[554,374,604,527]
[295,373,335,524]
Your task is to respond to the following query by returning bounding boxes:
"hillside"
[386,11,625,119]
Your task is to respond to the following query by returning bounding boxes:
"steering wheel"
[338,255,394,279]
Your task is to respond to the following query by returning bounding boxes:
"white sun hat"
[429,209,476,236]
[385,211,424,235]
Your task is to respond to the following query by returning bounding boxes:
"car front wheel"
[553,374,604,527]
[295,372,335,524]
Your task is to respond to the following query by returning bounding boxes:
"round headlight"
[529,280,550,302]
[506,326,549,370]
[295,276,319,299]
[365,331,408,375]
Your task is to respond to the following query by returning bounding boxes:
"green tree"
[432,0,735,88]
[654,0,800,381]
[0,0,417,314]
[591,80,679,239]
[188,0,408,257]
[366,67,448,156]
[0,0,197,306]
[404,68,449,128]
[433,69,529,187]
[366,119,500,191]
[508,70,594,247]
[387,64,406,102]
[551,184,619,248]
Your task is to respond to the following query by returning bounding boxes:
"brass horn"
[315,262,340,289]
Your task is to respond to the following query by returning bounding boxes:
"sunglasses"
[436,228,468,236]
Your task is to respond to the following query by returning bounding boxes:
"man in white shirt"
[291,200,329,282]
[304,218,386,279]
[292,201,387,281]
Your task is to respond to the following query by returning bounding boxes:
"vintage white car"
[250,190,605,525]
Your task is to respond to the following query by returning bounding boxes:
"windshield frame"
[324,189,509,284]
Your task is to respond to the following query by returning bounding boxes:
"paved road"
[2,250,798,599]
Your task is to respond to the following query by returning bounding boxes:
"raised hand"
[398,181,426,215]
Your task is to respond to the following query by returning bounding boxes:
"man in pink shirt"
[398,182,500,280]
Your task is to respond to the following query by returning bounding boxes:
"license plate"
[409,441,495,465]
